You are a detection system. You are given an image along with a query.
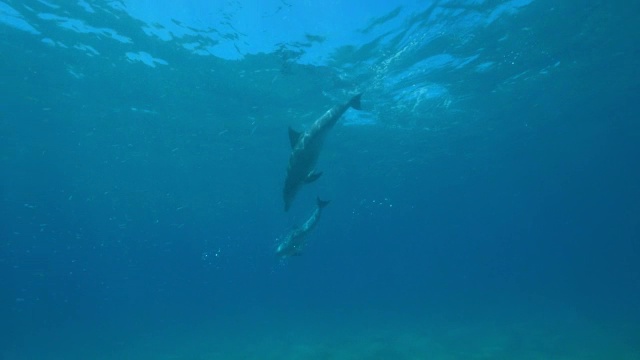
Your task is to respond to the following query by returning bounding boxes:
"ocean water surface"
[1,0,639,359]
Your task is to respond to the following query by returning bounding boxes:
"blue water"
[1,0,639,359]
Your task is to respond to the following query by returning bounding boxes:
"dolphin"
[276,197,330,258]
[283,93,362,211]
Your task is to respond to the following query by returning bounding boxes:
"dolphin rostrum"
[283,93,362,211]
[276,197,330,258]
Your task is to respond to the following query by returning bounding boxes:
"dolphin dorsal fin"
[316,197,330,209]
[288,127,302,148]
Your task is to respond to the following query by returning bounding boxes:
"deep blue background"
[1,0,639,358]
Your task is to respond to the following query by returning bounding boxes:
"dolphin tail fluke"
[349,93,363,110]
[317,196,330,209]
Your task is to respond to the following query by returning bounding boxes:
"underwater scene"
[1,0,639,359]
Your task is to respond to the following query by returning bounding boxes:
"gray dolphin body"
[283,93,362,211]
[276,197,330,258]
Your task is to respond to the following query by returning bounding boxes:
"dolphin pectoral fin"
[349,93,363,110]
[288,127,303,148]
[305,171,323,184]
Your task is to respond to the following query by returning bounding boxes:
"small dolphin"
[276,197,330,258]
[283,93,362,211]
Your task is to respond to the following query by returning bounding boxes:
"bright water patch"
[0,1,40,34]
[37,12,132,43]
[475,61,495,73]
[486,0,534,25]
[125,51,168,68]
[37,0,59,9]
[77,0,94,13]
[40,37,66,48]
[343,112,377,127]
[73,43,99,56]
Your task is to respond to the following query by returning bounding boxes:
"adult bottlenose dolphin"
[276,197,330,258]
[283,93,362,211]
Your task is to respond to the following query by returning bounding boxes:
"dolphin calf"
[276,197,330,258]
[283,93,362,211]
